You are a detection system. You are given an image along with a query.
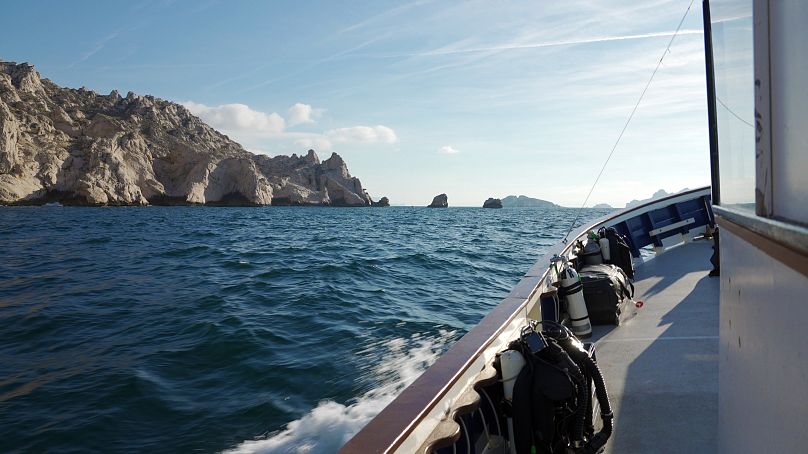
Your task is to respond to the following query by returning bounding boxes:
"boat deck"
[592,239,718,453]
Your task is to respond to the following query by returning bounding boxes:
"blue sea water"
[0,205,609,453]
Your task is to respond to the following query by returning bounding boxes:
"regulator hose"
[553,335,613,454]
[581,354,613,454]
[565,354,588,446]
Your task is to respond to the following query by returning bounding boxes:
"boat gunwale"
[340,186,712,453]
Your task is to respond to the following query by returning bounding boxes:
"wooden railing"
[340,186,713,453]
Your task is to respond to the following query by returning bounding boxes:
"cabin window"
[708,0,807,266]
[766,2,808,225]
[710,0,754,212]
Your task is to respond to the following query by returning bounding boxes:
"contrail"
[385,29,704,58]
[336,0,434,35]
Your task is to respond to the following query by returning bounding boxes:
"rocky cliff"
[0,60,374,206]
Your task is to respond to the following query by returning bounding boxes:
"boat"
[341,1,808,453]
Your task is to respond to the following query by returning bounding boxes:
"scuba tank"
[560,263,592,338]
[582,235,604,266]
[500,350,527,454]
[599,236,611,261]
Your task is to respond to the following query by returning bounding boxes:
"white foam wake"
[225,330,456,454]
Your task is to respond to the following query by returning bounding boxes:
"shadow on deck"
[591,240,719,454]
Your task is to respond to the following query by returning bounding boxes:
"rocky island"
[500,195,559,208]
[371,196,389,207]
[482,198,502,208]
[428,193,448,208]
[625,189,688,209]
[0,60,382,207]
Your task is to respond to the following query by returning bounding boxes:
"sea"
[0,205,610,453]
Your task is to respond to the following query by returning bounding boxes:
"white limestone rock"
[0,60,372,207]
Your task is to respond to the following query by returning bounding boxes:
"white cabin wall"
[769,2,808,225]
[718,228,808,453]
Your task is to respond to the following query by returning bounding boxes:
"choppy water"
[0,205,609,453]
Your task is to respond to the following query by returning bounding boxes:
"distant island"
[625,188,688,209]
[0,60,384,207]
[592,203,614,209]
[501,195,559,208]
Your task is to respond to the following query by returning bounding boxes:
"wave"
[224,330,456,454]
[0,206,610,452]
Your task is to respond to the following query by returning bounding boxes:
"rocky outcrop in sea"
[483,198,502,208]
[428,193,448,208]
[371,196,390,207]
[0,60,374,206]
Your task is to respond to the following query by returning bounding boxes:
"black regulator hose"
[581,354,613,454]
[568,358,588,446]
[554,338,613,453]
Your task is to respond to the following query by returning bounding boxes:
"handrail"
[340,186,712,453]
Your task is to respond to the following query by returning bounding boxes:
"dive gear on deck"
[598,227,635,279]
[579,264,634,325]
[509,321,613,453]
[560,264,592,338]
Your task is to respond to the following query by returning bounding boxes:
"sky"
[0,0,712,207]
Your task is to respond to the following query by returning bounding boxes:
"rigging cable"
[562,0,696,243]
[716,96,755,128]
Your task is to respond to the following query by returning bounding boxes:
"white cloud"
[181,101,397,153]
[293,125,400,151]
[326,125,398,144]
[438,145,459,154]
[287,103,324,127]
[181,101,285,135]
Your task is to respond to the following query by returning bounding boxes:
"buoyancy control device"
[505,320,613,454]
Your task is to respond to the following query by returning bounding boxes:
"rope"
[716,96,755,128]
[562,0,696,243]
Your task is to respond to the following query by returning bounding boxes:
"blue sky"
[1,0,711,206]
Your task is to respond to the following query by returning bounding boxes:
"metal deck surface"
[591,239,719,453]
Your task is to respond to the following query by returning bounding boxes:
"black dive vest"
[511,343,586,453]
